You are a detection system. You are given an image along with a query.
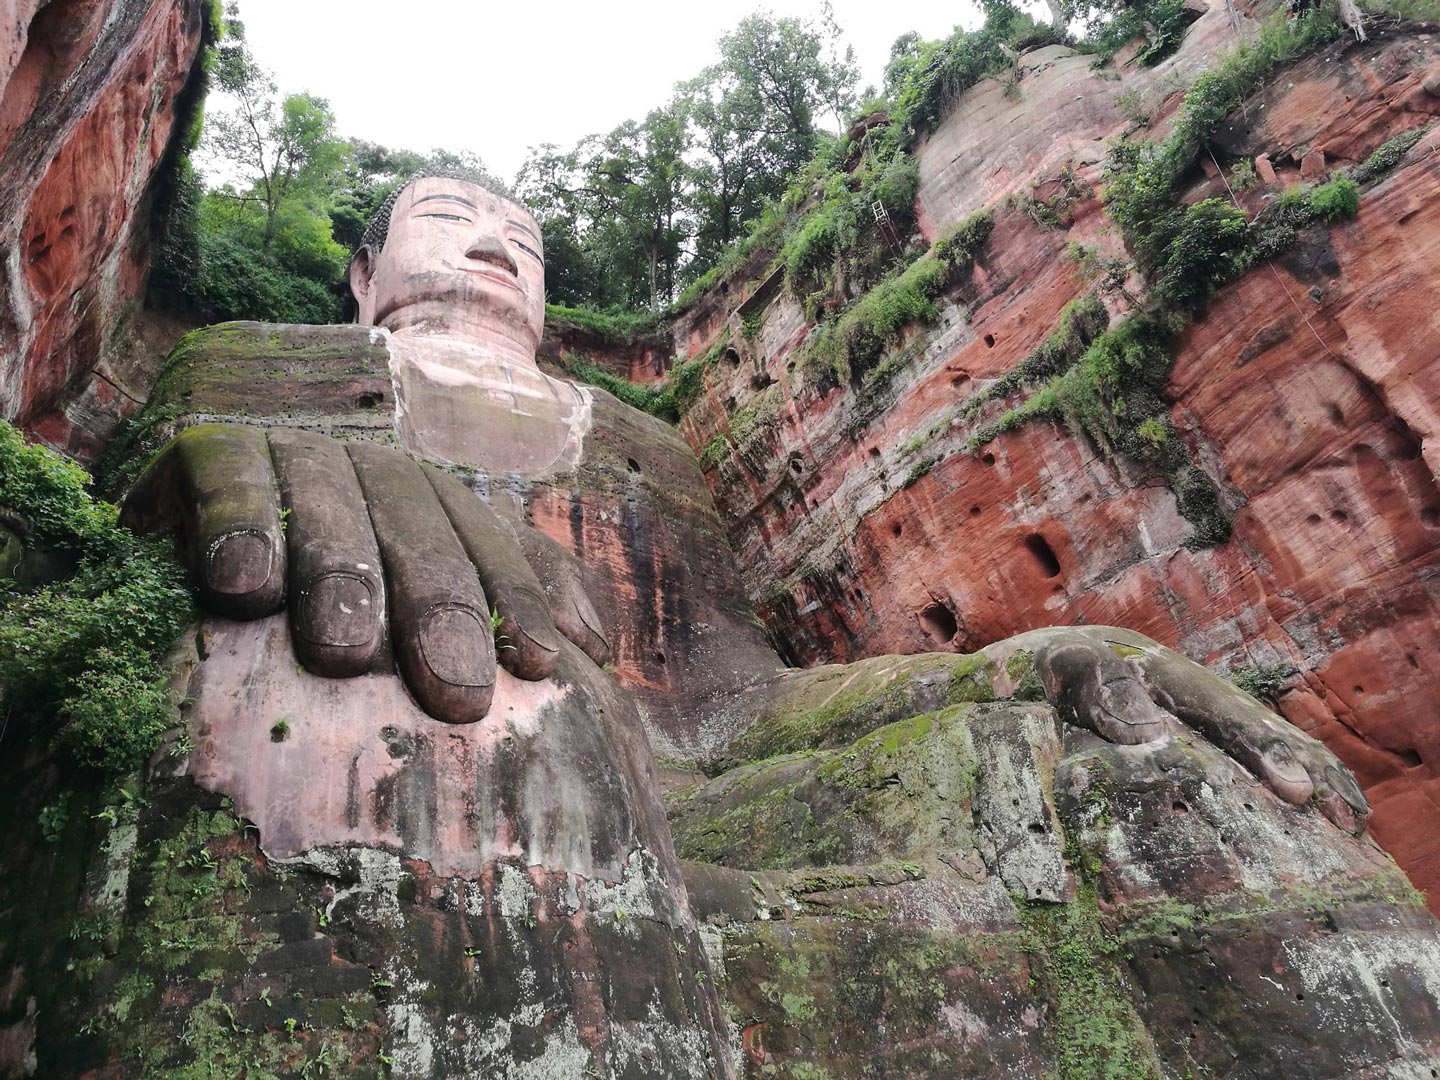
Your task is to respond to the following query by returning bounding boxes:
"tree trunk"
[1337,0,1367,39]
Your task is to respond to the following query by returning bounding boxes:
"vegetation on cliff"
[0,422,192,775]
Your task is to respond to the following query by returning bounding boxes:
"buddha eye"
[416,212,471,224]
[512,239,542,264]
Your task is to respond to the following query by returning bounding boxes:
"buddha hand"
[1031,628,1370,835]
[121,424,610,724]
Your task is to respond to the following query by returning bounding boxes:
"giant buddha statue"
[33,171,1436,1077]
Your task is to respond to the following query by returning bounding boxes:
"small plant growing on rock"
[1228,662,1295,704]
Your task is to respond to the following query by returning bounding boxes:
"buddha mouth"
[460,266,522,291]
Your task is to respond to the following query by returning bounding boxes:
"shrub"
[1153,198,1251,310]
[1306,176,1359,220]
[1349,127,1427,186]
[192,233,342,324]
[963,296,1109,413]
[546,304,665,343]
[0,422,192,776]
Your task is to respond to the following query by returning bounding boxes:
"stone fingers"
[1312,764,1371,835]
[512,525,613,668]
[349,444,496,723]
[173,424,286,619]
[1033,634,1170,745]
[268,430,385,677]
[1136,646,1370,833]
[424,465,561,682]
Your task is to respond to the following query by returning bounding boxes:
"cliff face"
[677,18,1440,903]
[0,0,204,458]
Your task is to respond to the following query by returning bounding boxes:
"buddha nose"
[465,231,518,277]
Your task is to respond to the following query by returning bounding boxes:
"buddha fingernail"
[418,604,494,687]
[297,572,378,647]
[206,529,275,595]
[508,589,561,653]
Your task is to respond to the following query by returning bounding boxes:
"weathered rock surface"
[673,631,1440,1077]
[677,23,1440,906]
[0,0,204,458]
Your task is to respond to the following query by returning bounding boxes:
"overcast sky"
[220,0,985,184]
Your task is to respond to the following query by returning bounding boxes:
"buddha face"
[351,177,546,350]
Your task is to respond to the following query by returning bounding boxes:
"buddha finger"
[511,526,612,669]
[348,444,495,723]
[170,424,287,619]
[268,430,384,678]
[424,465,561,682]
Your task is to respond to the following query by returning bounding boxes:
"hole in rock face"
[982,452,996,466]
[1024,533,1062,579]
[891,522,902,537]
[1326,403,1345,427]
[357,392,383,408]
[969,505,981,517]
[787,361,796,376]
[1305,513,1322,525]
[1172,801,1189,814]
[1407,653,1421,670]
[627,458,641,474]
[724,348,741,366]
[984,333,996,348]
[918,602,958,643]
[869,447,882,459]
[1423,509,1440,528]
[1396,747,1423,768]
[1027,822,1045,835]
[789,453,804,475]
[1330,509,1349,523]
[654,650,666,665]
[1353,684,1364,695]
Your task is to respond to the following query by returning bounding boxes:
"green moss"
[728,384,785,451]
[699,434,731,469]
[946,654,998,704]
[722,672,914,767]
[1019,884,1164,1080]
[1005,651,1046,703]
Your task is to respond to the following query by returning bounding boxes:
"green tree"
[677,64,785,274]
[717,12,856,176]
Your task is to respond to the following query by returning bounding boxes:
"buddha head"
[348,174,546,353]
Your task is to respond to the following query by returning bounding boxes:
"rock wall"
[672,636,1440,1078]
[0,0,204,458]
[675,19,1440,906]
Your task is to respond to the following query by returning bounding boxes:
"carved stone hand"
[121,423,610,723]
[1030,628,1370,834]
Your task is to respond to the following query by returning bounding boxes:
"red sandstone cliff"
[674,14,1440,905]
[0,0,204,457]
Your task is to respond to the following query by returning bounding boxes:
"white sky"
[223,0,985,185]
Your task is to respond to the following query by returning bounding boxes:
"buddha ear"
[349,245,377,322]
